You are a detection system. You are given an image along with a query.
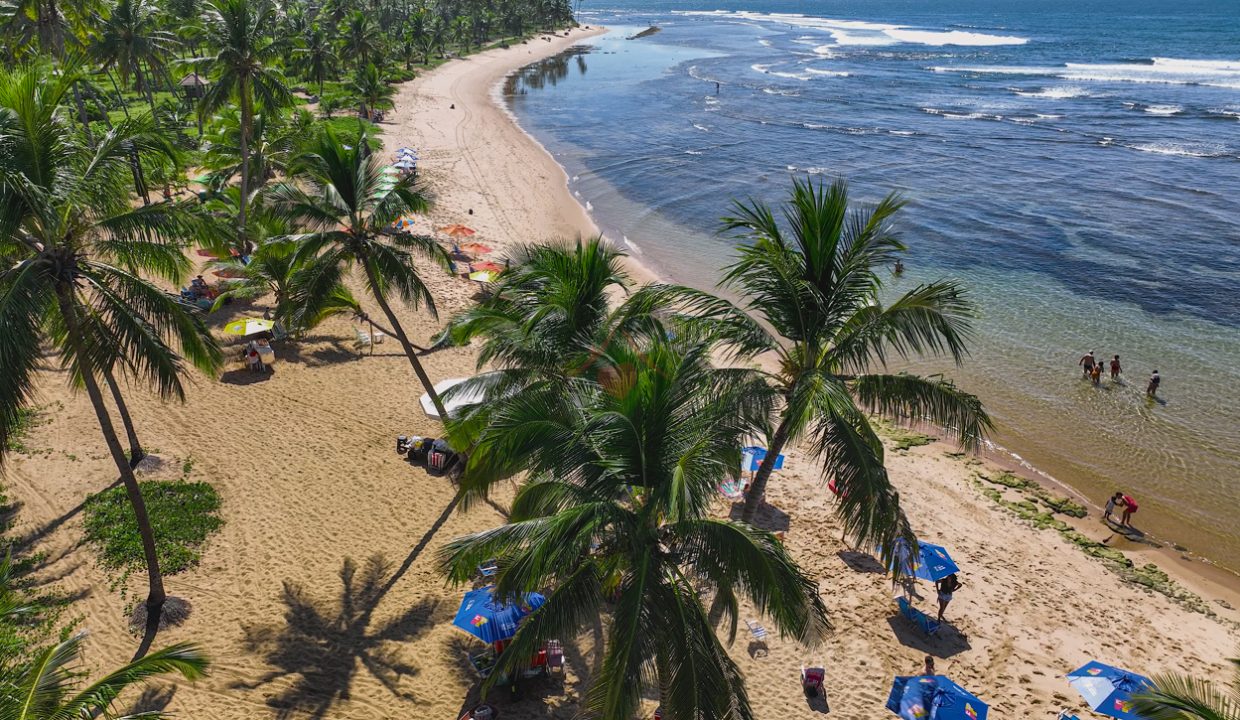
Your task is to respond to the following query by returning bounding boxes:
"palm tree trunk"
[740,413,793,523]
[102,366,145,467]
[55,288,166,614]
[238,80,253,253]
[72,85,94,144]
[358,259,448,419]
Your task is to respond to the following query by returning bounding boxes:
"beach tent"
[453,586,546,644]
[887,675,988,720]
[420,377,486,420]
[1067,661,1153,720]
[741,445,784,473]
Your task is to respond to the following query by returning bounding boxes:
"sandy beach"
[5,25,1240,719]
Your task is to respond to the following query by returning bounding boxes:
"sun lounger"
[354,327,374,355]
[477,559,498,578]
[801,665,826,697]
[897,596,940,636]
[718,479,745,501]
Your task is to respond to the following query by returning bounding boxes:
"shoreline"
[475,28,1240,593]
[2,23,1238,720]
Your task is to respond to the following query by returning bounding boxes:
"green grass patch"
[3,407,43,454]
[83,480,223,575]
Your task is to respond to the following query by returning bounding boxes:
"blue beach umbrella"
[887,675,988,720]
[1067,661,1153,720]
[452,586,546,644]
[885,538,960,582]
[741,445,785,473]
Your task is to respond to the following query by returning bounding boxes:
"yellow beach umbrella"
[468,270,499,283]
[223,318,275,336]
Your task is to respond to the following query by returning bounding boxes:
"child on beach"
[1103,491,1123,524]
[1090,362,1103,386]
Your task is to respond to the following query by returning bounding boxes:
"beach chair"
[477,559,498,579]
[1056,711,1081,720]
[354,327,373,355]
[897,596,940,636]
[745,619,769,657]
[546,640,564,674]
[718,478,745,502]
[801,665,826,697]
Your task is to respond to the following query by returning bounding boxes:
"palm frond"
[850,372,991,450]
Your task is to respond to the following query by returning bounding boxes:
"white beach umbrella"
[420,378,486,420]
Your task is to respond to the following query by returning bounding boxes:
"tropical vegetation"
[1133,655,1240,720]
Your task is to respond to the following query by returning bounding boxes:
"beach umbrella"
[452,586,546,644]
[420,377,486,420]
[469,270,500,284]
[396,146,418,156]
[886,675,988,720]
[1067,661,1153,720]
[223,318,275,337]
[741,445,784,473]
[471,261,503,273]
[439,223,477,238]
[195,248,219,258]
[459,241,493,255]
[393,158,417,170]
[213,267,248,279]
[885,538,960,582]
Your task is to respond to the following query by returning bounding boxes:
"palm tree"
[201,106,316,196]
[341,10,382,69]
[0,64,223,624]
[208,236,361,334]
[296,24,337,96]
[350,62,394,120]
[1132,656,1240,720]
[90,0,178,113]
[440,334,827,720]
[200,0,292,251]
[658,179,990,552]
[267,126,452,417]
[0,634,207,718]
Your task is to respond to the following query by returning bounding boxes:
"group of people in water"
[1078,350,1160,397]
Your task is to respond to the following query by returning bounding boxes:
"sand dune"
[4,26,1238,720]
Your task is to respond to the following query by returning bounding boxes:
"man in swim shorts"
[1079,351,1096,377]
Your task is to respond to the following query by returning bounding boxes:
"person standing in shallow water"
[1110,354,1122,381]
[1079,350,1096,377]
[1147,369,1161,398]
[1090,362,1103,386]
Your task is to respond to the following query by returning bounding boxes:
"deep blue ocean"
[504,0,1240,569]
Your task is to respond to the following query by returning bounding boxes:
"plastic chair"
[801,665,826,697]
[897,596,940,636]
[546,639,564,674]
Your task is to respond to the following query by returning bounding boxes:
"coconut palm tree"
[1132,657,1240,720]
[200,0,292,250]
[295,24,337,96]
[341,10,382,69]
[650,178,990,553]
[266,125,452,417]
[90,0,178,113]
[200,106,316,196]
[0,64,222,625]
[350,62,394,120]
[0,634,207,718]
[440,334,826,720]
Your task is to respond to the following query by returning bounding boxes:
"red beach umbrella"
[471,261,503,273]
[459,241,493,255]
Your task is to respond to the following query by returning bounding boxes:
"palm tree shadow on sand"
[234,554,441,718]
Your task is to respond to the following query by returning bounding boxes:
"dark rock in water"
[628,26,661,40]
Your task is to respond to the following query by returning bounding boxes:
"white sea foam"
[763,87,801,96]
[684,150,704,155]
[805,67,850,77]
[1143,104,1183,116]
[623,236,642,255]
[889,130,917,135]
[752,62,813,80]
[692,123,710,132]
[1128,142,1226,158]
[1014,86,1090,99]
[933,57,1240,89]
[678,10,1027,47]
[585,201,593,211]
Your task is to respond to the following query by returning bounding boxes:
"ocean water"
[503,0,1240,572]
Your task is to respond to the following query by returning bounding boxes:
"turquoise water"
[504,0,1240,571]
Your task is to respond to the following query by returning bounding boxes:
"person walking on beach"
[1090,362,1103,386]
[1079,350,1096,377]
[1110,355,1122,381]
[1103,491,1124,524]
[1147,369,1161,398]
[935,573,962,623]
[1120,494,1138,527]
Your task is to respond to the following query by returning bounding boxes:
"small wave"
[889,130,917,136]
[921,107,1000,120]
[763,87,801,96]
[680,10,1027,46]
[758,38,773,47]
[623,236,642,255]
[1143,104,1183,116]
[1127,142,1227,158]
[692,123,710,132]
[585,201,593,211]
[1014,86,1090,99]
[803,122,830,129]
[933,57,1240,89]
[805,67,850,77]
[684,150,704,155]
